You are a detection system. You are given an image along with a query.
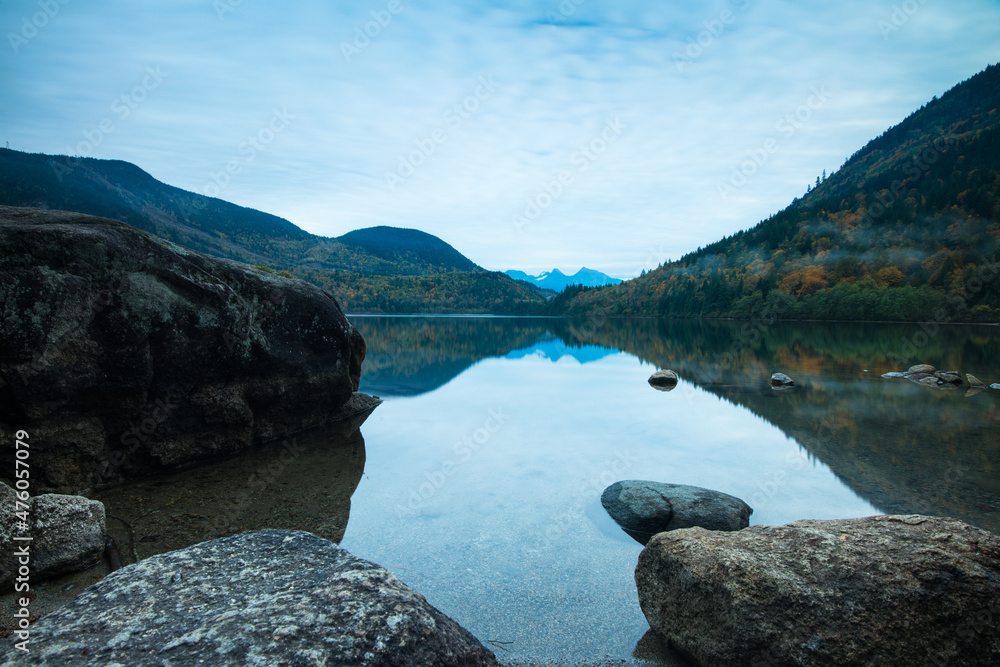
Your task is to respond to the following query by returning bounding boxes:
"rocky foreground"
[1,530,500,666]
[0,206,367,492]
[636,515,1000,666]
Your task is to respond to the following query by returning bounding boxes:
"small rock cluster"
[882,364,999,393]
[648,370,798,390]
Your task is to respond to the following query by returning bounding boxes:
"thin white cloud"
[2,0,998,277]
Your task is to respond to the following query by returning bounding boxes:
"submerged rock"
[881,372,905,379]
[1,483,106,590]
[770,372,794,387]
[635,515,1000,666]
[0,207,369,492]
[967,373,987,388]
[992,383,1000,391]
[935,370,963,385]
[601,480,752,545]
[648,370,678,391]
[1,530,500,666]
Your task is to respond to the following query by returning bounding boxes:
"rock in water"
[934,370,963,385]
[992,383,1000,391]
[1,530,500,666]
[770,372,794,387]
[1,483,106,589]
[0,207,368,492]
[635,515,1000,666]
[26,493,106,582]
[648,370,678,391]
[967,373,987,388]
[601,481,751,545]
[907,363,936,374]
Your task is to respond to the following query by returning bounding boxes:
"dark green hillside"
[0,148,309,263]
[561,63,1000,322]
[0,148,546,314]
[337,226,478,273]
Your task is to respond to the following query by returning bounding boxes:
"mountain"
[559,63,1000,323]
[337,226,478,273]
[0,148,547,314]
[505,267,622,292]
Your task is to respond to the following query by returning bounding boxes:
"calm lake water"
[91,316,1000,665]
[339,316,1000,664]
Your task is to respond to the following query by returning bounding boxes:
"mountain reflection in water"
[354,315,1000,535]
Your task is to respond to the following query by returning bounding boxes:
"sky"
[2,1,999,278]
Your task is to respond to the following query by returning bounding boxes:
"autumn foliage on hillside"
[560,63,1000,322]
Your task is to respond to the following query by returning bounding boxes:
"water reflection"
[93,412,372,564]
[353,316,1000,534]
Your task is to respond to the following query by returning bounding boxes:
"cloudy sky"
[2,1,999,277]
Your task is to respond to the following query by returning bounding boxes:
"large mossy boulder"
[0,207,368,492]
[0,530,500,666]
[635,515,1000,666]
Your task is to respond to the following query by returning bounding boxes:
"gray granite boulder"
[28,494,106,581]
[0,529,499,666]
[770,372,794,387]
[0,207,368,493]
[635,515,1000,666]
[601,481,752,545]
[1,483,106,590]
[648,370,678,390]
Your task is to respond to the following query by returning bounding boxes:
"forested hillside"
[0,148,546,313]
[560,63,1000,322]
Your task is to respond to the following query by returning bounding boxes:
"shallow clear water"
[339,316,1000,663]
[86,316,1000,665]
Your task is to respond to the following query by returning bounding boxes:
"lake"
[94,316,1000,665]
